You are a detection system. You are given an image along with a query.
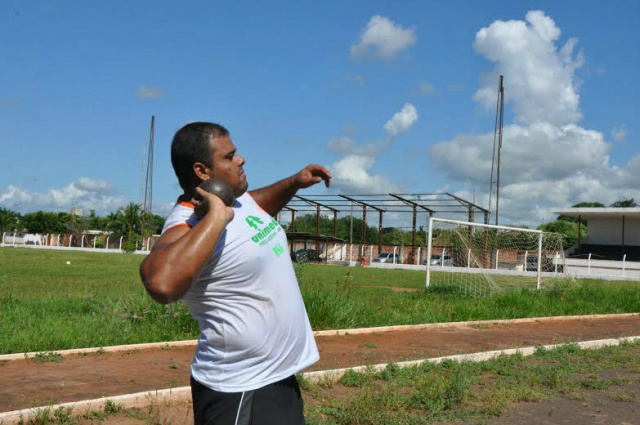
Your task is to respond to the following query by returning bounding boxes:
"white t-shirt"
[161,193,319,392]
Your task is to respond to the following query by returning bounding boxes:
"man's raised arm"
[249,164,332,216]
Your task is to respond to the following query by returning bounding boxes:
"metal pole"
[495,75,504,226]
[349,202,353,245]
[142,115,155,243]
[622,215,626,260]
[378,211,383,255]
[577,215,581,250]
[536,232,543,290]
[426,216,434,288]
[361,206,367,246]
[411,205,417,264]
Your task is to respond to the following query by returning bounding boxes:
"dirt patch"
[1,315,639,413]
[484,377,640,425]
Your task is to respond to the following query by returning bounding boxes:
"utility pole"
[488,76,505,225]
[141,115,155,245]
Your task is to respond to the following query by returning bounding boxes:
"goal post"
[425,217,570,296]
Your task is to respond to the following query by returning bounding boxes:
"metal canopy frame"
[280,192,489,261]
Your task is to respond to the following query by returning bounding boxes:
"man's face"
[204,135,248,197]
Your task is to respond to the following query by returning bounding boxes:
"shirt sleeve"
[162,202,199,234]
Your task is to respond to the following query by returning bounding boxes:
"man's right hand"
[192,186,235,223]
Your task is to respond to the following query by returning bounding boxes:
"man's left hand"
[292,164,332,189]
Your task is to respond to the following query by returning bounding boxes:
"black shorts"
[191,375,306,425]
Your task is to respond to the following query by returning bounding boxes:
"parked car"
[426,254,453,266]
[292,249,322,263]
[372,252,401,263]
[525,255,559,272]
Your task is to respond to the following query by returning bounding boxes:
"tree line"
[286,214,427,246]
[0,203,166,248]
[1,197,635,251]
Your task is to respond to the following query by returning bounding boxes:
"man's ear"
[193,162,211,181]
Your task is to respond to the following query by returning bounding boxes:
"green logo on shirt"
[245,215,264,230]
[248,216,282,247]
[273,243,285,257]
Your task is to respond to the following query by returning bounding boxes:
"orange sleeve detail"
[178,201,195,209]
[166,223,191,231]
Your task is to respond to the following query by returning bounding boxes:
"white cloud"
[432,123,611,185]
[328,155,400,193]
[326,104,419,193]
[327,136,388,157]
[412,81,435,96]
[384,103,418,137]
[473,10,584,126]
[350,15,416,60]
[136,86,166,98]
[430,10,640,227]
[74,177,113,193]
[0,178,127,215]
[611,127,627,142]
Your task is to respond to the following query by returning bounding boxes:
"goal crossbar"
[430,217,543,234]
[426,217,551,293]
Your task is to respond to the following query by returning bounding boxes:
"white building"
[552,208,640,279]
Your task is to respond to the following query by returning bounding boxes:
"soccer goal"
[425,218,570,296]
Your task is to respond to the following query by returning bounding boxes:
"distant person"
[140,122,331,425]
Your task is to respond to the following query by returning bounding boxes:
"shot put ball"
[198,178,235,207]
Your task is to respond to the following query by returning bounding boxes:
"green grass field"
[1,247,639,354]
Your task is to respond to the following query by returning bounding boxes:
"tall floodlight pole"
[142,115,155,246]
[488,76,505,225]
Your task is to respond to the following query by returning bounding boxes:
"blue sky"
[1,0,638,225]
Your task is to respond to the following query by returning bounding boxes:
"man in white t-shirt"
[140,122,331,425]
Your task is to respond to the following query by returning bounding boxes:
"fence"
[1,232,161,253]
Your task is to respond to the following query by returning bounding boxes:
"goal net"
[426,218,571,296]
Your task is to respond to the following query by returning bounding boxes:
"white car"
[428,254,453,267]
[372,252,401,263]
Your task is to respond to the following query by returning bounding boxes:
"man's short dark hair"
[171,122,229,192]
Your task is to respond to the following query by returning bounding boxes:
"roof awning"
[553,208,640,219]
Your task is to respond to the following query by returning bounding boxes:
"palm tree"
[108,203,143,239]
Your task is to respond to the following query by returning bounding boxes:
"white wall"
[586,217,640,245]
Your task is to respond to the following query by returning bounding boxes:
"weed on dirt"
[32,352,63,363]
[302,340,640,424]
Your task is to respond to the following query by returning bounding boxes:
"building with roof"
[552,208,640,279]
[553,208,640,260]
